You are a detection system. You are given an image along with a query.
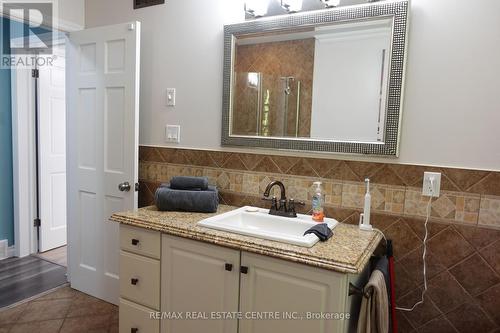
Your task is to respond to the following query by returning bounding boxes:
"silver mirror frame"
[221,0,409,156]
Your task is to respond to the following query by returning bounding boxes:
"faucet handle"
[291,199,306,206]
[262,196,278,210]
[285,199,299,217]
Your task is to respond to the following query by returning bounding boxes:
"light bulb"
[320,0,340,8]
[281,0,303,13]
[245,0,270,17]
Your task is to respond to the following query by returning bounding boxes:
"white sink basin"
[197,206,338,247]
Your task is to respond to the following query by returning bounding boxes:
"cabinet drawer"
[120,251,160,310]
[120,224,161,259]
[119,298,159,333]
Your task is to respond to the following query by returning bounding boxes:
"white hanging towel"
[357,270,389,333]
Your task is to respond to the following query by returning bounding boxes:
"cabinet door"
[161,235,240,333]
[239,252,347,333]
[119,298,160,333]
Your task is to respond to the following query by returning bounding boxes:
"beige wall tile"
[404,187,431,217]
[242,173,259,195]
[385,186,406,214]
[202,168,218,185]
[479,195,500,228]
[323,181,343,206]
[456,194,480,225]
[342,182,398,214]
[341,182,364,209]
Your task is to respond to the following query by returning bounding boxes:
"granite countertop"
[110,205,382,274]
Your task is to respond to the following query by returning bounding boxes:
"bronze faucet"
[263,180,305,218]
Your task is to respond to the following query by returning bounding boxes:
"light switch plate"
[165,125,180,143]
[166,88,176,106]
[422,172,441,197]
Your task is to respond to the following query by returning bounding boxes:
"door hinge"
[34,218,41,227]
[32,69,39,78]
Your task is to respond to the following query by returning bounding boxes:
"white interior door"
[66,21,141,304]
[38,43,67,252]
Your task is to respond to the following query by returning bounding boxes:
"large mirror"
[222,0,409,156]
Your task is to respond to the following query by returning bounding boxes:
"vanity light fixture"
[281,0,304,13]
[320,0,340,8]
[244,0,270,17]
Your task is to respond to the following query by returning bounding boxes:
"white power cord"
[395,177,434,312]
[373,228,387,245]
[320,176,434,312]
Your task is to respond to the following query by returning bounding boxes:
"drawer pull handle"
[131,239,139,246]
[131,328,139,333]
[240,266,249,274]
[131,278,139,285]
[225,263,233,272]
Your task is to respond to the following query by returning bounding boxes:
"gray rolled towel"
[170,176,209,191]
[155,185,219,213]
[303,223,333,241]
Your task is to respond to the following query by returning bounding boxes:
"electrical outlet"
[165,125,180,143]
[422,172,441,197]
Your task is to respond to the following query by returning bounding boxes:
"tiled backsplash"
[138,146,500,332]
[139,146,500,229]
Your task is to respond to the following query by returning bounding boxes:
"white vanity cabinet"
[239,252,347,333]
[119,225,361,333]
[161,234,240,333]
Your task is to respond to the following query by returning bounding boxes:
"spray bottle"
[312,181,325,222]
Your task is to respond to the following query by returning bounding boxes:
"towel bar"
[348,282,372,298]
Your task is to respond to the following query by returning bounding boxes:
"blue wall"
[0,17,14,246]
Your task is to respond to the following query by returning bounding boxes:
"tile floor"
[34,246,68,267]
[0,285,118,333]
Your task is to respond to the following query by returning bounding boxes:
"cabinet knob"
[131,278,139,285]
[240,266,249,274]
[131,239,139,246]
[225,263,233,272]
[131,328,138,333]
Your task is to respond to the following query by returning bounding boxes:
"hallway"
[34,246,67,267]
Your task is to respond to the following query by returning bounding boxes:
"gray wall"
[85,0,500,171]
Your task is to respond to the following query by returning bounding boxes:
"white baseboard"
[0,240,14,260]
[8,246,16,258]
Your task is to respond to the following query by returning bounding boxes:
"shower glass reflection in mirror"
[230,17,393,143]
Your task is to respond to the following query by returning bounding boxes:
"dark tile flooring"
[0,285,118,333]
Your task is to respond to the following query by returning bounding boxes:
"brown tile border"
[139,162,500,231]
[140,146,500,195]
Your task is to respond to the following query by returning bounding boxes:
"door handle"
[118,182,131,192]
[131,278,139,285]
[225,263,233,272]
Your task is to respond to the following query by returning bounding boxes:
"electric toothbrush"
[359,178,373,231]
